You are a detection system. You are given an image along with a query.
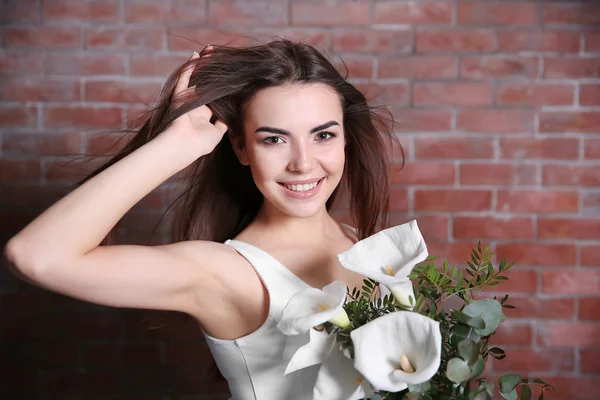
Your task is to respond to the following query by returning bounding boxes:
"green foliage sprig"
[327,243,556,400]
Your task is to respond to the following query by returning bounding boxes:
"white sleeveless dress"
[202,239,320,400]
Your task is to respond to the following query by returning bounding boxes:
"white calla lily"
[313,340,375,400]
[284,327,335,375]
[350,311,442,392]
[338,220,428,309]
[277,280,350,335]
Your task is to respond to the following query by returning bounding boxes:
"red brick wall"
[1,0,599,398]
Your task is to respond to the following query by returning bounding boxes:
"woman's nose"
[287,142,315,173]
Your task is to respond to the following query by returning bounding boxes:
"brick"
[416,28,496,52]
[335,56,373,79]
[499,137,578,160]
[38,370,120,394]
[44,158,107,182]
[582,192,600,217]
[459,163,537,186]
[492,323,532,346]
[0,159,42,181]
[457,109,534,133]
[390,215,449,242]
[415,137,493,159]
[250,28,330,48]
[497,190,579,214]
[539,218,600,240]
[538,321,600,347]
[209,1,286,26]
[458,1,538,26]
[544,57,600,79]
[168,27,248,49]
[531,376,597,400]
[580,349,600,373]
[85,27,165,51]
[130,54,184,76]
[580,84,600,106]
[3,132,82,156]
[0,105,38,128]
[496,348,574,373]
[391,161,454,185]
[543,165,600,187]
[3,343,79,368]
[582,246,600,267]
[498,30,580,53]
[291,0,370,26]
[390,109,452,132]
[544,270,600,297]
[491,270,538,294]
[331,29,411,54]
[45,53,126,75]
[454,216,534,239]
[540,111,600,134]
[543,3,600,26]
[497,83,574,107]
[502,297,575,319]
[4,26,82,49]
[374,0,453,25]
[584,139,600,159]
[1,77,81,102]
[125,0,207,24]
[43,0,120,23]
[580,298,600,321]
[378,56,457,79]
[0,50,45,75]
[85,80,162,103]
[44,106,122,129]
[496,243,577,267]
[389,188,408,212]
[584,31,600,52]
[166,343,212,366]
[84,344,161,366]
[355,82,409,106]
[0,0,41,23]
[426,241,481,266]
[461,56,538,79]
[413,82,492,106]
[414,189,492,212]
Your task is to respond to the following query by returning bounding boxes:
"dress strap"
[225,240,310,321]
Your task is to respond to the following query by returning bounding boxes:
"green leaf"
[463,299,503,336]
[499,373,521,394]
[501,389,518,400]
[446,357,472,383]
[408,381,431,393]
[473,392,492,400]
[452,310,486,329]
[522,385,532,400]
[458,339,479,365]
[470,357,485,379]
[452,324,481,343]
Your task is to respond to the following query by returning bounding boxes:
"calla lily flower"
[313,340,375,400]
[284,327,335,375]
[350,311,442,392]
[277,280,350,336]
[338,220,428,309]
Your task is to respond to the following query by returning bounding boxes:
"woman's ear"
[230,132,249,166]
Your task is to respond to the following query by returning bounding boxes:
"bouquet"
[276,221,556,400]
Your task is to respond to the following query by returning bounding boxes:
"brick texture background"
[1,0,599,398]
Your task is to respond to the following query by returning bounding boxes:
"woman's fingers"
[174,51,199,96]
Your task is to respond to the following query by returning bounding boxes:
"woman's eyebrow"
[254,120,340,135]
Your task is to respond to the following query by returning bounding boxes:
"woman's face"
[237,83,346,218]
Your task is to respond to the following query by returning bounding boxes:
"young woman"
[4,40,406,399]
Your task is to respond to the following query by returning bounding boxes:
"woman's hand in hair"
[166,47,229,158]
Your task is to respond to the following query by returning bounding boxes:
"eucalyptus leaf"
[499,373,521,393]
[463,299,503,336]
[452,310,486,329]
[473,391,492,400]
[458,339,479,365]
[408,380,431,393]
[470,357,485,379]
[403,393,422,400]
[500,389,518,400]
[452,324,481,343]
[446,358,472,383]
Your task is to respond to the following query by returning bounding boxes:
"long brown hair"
[78,39,401,245]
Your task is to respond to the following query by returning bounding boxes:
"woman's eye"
[263,136,284,145]
[317,131,336,141]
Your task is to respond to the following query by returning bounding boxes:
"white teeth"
[285,180,319,192]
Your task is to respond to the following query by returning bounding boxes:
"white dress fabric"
[202,239,319,400]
